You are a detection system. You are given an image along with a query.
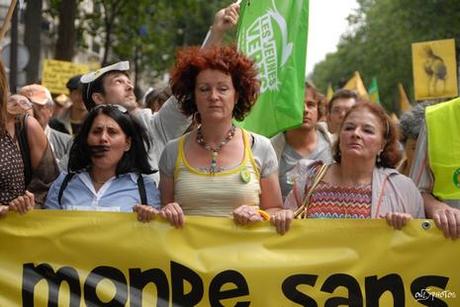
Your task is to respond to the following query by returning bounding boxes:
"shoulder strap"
[174,135,187,179]
[294,163,329,219]
[244,130,261,179]
[58,173,76,209]
[137,174,147,205]
[15,114,32,186]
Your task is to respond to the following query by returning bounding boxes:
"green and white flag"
[236,0,309,137]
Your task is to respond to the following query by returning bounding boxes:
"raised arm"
[202,2,240,48]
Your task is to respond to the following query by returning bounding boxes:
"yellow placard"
[412,39,458,100]
[0,211,458,306]
[41,60,91,95]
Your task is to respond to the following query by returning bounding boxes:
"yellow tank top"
[174,129,261,217]
[426,97,460,200]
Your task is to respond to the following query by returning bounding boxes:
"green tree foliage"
[311,0,460,113]
[47,0,230,87]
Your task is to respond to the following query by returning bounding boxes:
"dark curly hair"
[68,104,154,175]
[333,101,401,168]
[169,45,260,121]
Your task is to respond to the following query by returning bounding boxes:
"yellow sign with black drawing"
[412,38,458,101]
[42,60,91,95]
[0,211,458,306]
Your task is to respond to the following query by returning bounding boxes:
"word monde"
[23,262,450,306]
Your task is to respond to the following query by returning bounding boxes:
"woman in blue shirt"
[45,104,160,216]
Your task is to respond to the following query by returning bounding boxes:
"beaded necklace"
[196,125,236,174]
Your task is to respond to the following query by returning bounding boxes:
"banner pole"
[0,0,18,44]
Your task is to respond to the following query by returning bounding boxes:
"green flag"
[236,0,309,137]
[368,77,380,104]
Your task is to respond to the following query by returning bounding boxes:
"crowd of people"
[0,3,459,239]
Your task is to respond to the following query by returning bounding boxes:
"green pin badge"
[240,167,251,184]
[453,168,460,188]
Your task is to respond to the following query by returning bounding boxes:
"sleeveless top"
[174,130,261,217]
[0,132,26,205]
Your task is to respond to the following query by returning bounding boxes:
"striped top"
[307,181,372,219]
[173,130,261,217]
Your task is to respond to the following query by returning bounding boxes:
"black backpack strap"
[137,174,147,205]
[58,173,76,209]
[15,114,32,186]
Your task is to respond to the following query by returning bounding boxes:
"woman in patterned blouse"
[284,101,425,228]
[0,60,58,217]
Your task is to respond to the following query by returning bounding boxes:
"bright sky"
[306,0,359,75]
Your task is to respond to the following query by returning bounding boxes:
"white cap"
[80,61,130,84]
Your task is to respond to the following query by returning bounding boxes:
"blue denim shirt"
[45,171,160,211]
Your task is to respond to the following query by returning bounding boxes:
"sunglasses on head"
[93,104,128,114]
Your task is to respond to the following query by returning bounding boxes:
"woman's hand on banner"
[0,205,8,218]
[270,209,294,235]
[233,205,263,225]
[8,191,35,214]
[160,202,185,228]
[382,212,412,230]
[133,205,159,223]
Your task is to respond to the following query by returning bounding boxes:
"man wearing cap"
[79,62,188,185]
[77,3,239,183]
[7,94,34,117]
[19,84,72,164]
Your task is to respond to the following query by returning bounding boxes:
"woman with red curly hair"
[137,45,292,234]
[285,102,425,228]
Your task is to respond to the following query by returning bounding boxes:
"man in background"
[20,84,72,164]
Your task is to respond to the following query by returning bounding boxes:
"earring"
[376,150,383,164]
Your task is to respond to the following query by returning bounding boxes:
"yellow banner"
[0,211,458,306]
[412,38,458,101]
[41,60,91,95]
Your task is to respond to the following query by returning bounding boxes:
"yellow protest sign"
[412,39,458,100]
[41,59,91,95]
[0,211,458,306]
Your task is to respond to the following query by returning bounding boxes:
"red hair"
[170,45,260,121]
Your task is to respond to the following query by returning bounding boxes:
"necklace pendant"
[210,162,217,174]
[196,125,236,175]
[210,151,218,174]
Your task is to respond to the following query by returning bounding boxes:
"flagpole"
[0,0,18,44]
